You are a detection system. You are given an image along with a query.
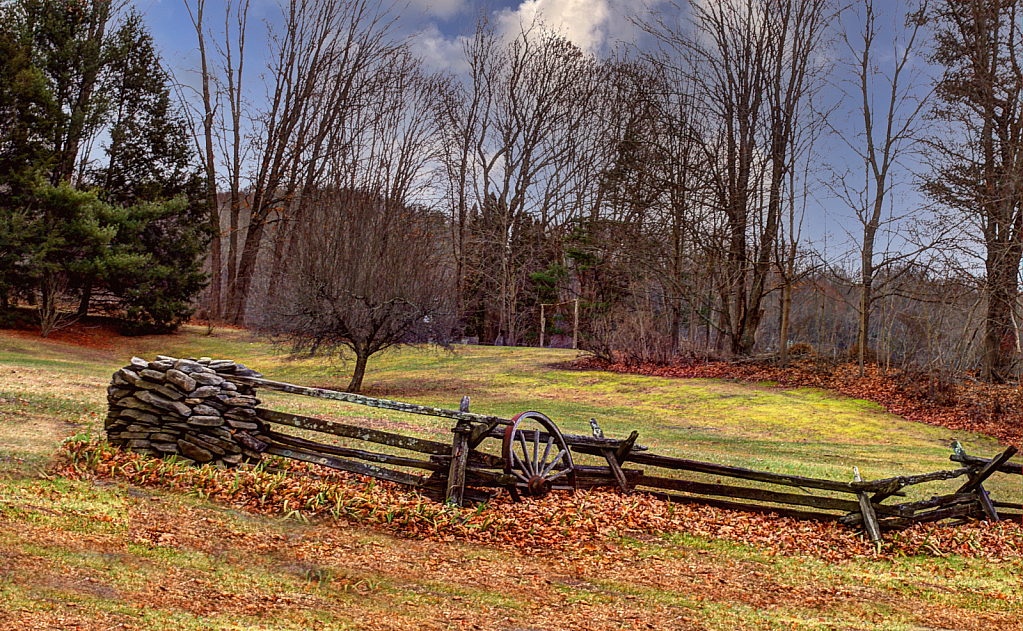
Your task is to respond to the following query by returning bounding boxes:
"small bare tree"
[830,0,932,376]
[260,40,448,393]
[263,191,454,393]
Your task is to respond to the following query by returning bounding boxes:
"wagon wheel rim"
[502,411,575,499]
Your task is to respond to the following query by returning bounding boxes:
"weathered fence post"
[591,418,632,494]
[853,467,882,547]
[953,441,1018,522]
[445,396,472,507]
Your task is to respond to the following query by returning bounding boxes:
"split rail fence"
[229,375,1021,542]
[105,358,1022,544]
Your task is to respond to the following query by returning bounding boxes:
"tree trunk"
[855,247,871,376]
[736,104,789,357]
[77,282,92,318]
[982,264,1020,382]
[54,4,108,184]
[670,295,682,355]
[208,204,223,321]
[39,271,60,338]
[225,218,265,325]
[191,0,222,321]
[716,297,730,354]
[228,193,239,289]
[347,351,369,393]
[736,307,763,356]
[779,280,792,367]
[688,297,697,347]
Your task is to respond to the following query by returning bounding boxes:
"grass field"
[0,325,1020,630]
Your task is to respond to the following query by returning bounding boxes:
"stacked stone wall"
[105,355,271,465]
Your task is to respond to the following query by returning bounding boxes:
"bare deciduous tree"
[640,0,831,356]
[831,0,932,376]
[264,191,454,393]
[187,0,402,325]
[184,0,222,319]
[446,21,603,346]
[217,0,249,298]
[607,58,715,354]
[231,0,402,325]
[437,12,499,323]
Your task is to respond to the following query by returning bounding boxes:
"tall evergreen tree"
[93,12,200,205]
[81,11,209,327]
[20,0,111,185]
[0,0,208,333]
[0,12,56,309]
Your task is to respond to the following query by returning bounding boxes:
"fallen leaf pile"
[575,357,1023,449]
[54,439,1023,563]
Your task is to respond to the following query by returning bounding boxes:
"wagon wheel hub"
[527,475,552,497]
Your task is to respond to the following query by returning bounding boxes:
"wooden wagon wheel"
[502,411,575,501]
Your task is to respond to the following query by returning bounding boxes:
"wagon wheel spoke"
[532,429,540,469]
[540,448,568,477]
[545,467,572,482]
[539,435,554,473]
[517,431,535,476]
[509,451,531,483]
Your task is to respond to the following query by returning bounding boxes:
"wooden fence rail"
[575,437,1020,541]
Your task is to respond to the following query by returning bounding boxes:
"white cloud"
[495,0,612,52]
[410,0,662,74]
[412,24,470,73]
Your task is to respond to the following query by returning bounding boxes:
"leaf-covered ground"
[10,476,1019,631]
[6,438,1010,630]
[3,325,1023,629]
[56,440,1023,564]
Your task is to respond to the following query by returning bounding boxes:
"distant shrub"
[787,342,814,357]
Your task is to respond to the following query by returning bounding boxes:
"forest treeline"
[1,0,1020,392]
